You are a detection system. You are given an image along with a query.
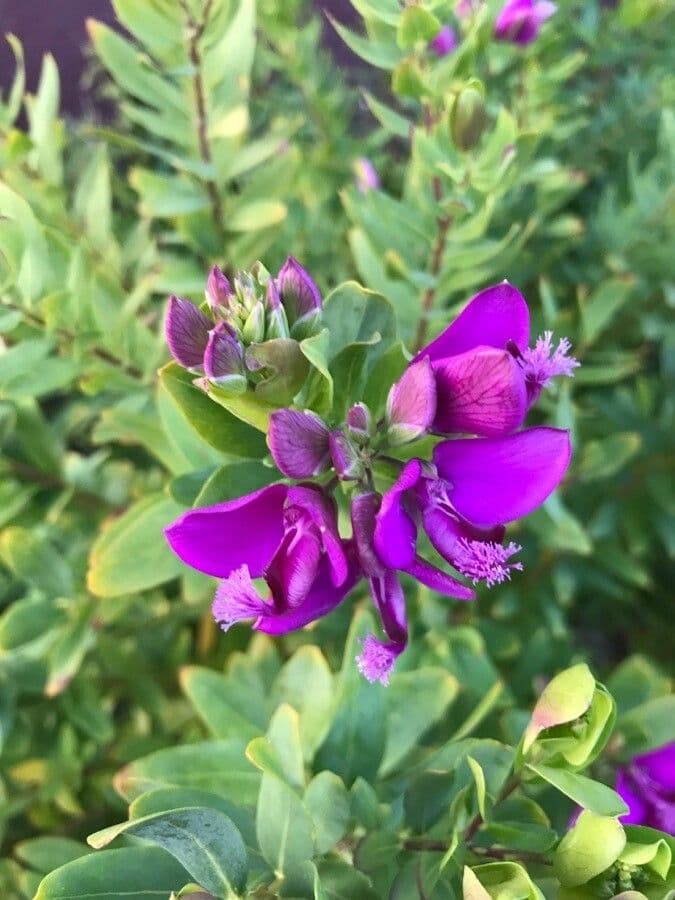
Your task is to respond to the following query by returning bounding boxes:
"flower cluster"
[166,278,578,685]
[165,257,322,404]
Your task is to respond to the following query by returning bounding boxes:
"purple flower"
[494,0,557,45]
[165,296,212,369]
[429,25,459,57]
[268,409,331,478]
[414,282,578,433]
[276,256,322,336]
[205,265,233,310]
[385,358,437,445]
[165,483,357,636]
[616,743,675,834]
[374,427,571,588]
[354,158,380,193]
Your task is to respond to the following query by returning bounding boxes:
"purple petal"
[373,460,423,569]
[414,282,530,364]
[287,486,348,588]
[203,322,245,385]
[329,430,363,481]
[369,569,407,644]
[268,409,330,478]
[277,256,322,325]
[616,769,649,826]
[433,427,572,527]
[429,24,458,57]
[347,402,372,441]
[495,0,555,44]
[354,158,380,193]
[165,295,212,369]
[256,549,360,636]
[387,358,437,444]
[265,526,322,609]
[212,565,269,630]
[635,743,675,792]
[165,483,288,578]
[356,634,405,686]
[205,266,233,309]
[432,347,527,437]
[351,492,384,577]
[404,556,475,600]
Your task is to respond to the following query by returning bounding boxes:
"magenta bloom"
[429,25,459,57]
[165,484,357,636]
[414,282,578,435]
[374,428,570,591]
[616,743,675,834]
[494,0,557,45]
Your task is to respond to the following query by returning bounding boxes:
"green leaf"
[327,15,401,70]
[397,7,440,49]
[14,838,90,874]
[179,666,266,742]
[381,667,459,774]
[525,763,628,816]
[159,363,267,458]
[619,695,675,753]
[227,201,287,232]
[554,811,626,887]
[0,527,73,597]
[130,168,210,217]
[362,90,410,138]
[578,432,642,482]
[315,607,387,786]
[88,807,248,899]
[580,278,634,346]
[304,772,350,855]
[34,845,190,900]
[272,646,334,761]
[114,740,260,807]
[87,493,183,598]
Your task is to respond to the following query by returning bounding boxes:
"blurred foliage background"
[0,0,673,897]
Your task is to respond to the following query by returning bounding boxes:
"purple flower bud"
[268,409,331,478]
[165,295,212,369]
[495,0,557,46]
[429,24,459,57]
[205,265,233,310]
[203,322,246,392]
[354,157,380,193]
[276,257,322,334]
[347,402,372,443]
[265,279,291,340]
[329,430,363,481]
[386,358,437,445]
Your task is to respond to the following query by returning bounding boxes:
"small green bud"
[242,301,266,343]
[266,304,291,341]
[397,7,440,50]
[451,83,488,152]
[392,59,428,99]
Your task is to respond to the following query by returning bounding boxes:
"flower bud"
[354,157,380,193]
[203,322,246,395]
[165,295,212,369]
[277,257,322,338]
[386,358,437,446]
[329,430,364,481]
[347,403,372,444]
[555,812,626,888]
[520,663,616,770]
[205,265,233,310]
[268,409,330,478]
[265,280,291,340]
[451,84,488,152]
[242,301,266,344]
[429,24,458,57]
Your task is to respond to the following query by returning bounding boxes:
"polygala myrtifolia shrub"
[0,0,673,897]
